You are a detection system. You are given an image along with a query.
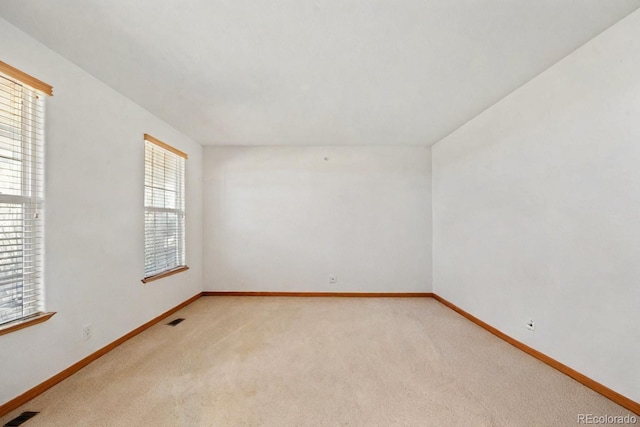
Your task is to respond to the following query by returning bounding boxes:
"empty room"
[1,1,639,426]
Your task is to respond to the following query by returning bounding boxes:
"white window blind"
[0,72,45,326]
[144,136,186,280]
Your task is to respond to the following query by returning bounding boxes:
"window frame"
[142,134,188,283]
[0,61,55,335]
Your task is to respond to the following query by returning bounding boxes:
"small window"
[0,61,52,327]
[143,134,188,283]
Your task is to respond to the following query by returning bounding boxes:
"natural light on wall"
[143,134,188,283]
[0,61,52,327]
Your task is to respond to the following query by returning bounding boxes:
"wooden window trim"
[142,265,189,284]
[0,61,53,96]
[144,134,188,159]
[0,60,51,332]
[0,312,56,337]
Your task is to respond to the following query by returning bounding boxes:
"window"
[143,134,188,283]
[0,61,52,328]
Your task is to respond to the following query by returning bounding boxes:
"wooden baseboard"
[0,293,202,418]
[431,294,640,415]
[202,291,434,298]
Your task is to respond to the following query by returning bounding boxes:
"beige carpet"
[0,297,632,426]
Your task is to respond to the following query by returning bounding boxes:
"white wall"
[433,10,640,402]
[0,18,203,406]
[204,146,432,293]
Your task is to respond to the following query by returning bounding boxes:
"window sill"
[142,265,189,284]
[0,312,56,337]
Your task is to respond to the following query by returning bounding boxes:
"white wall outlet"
[329,274,337,284]
[526,319,535,331]
[82,324,93,341]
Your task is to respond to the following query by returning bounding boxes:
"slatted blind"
[144,137,186,279]
[0,72,45,326]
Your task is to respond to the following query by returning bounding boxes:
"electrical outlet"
[82,324,93,341]
[526,319,535,331]
[329,274,337,284]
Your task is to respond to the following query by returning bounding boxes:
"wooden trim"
[144,134,188,159]
[202,291,434,298]
[0,61,53,96]
[142,266,189,284]
[0,293,201,418]
[0,312,56,337]
[431,294,640,415]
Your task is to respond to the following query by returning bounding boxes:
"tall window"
[143,134,188,282]
[0,62,52,326]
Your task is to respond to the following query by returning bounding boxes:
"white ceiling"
[1,1,639,146]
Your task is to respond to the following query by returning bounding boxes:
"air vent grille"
[167,318,185,326]
[4,411,39,426]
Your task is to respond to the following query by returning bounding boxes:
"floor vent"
[167,318,185,326]
[4,411,39,427]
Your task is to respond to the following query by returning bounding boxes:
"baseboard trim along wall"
[0,293,201,418]
[430,294,640,415]
[2,292,638,417]
[202,291,434,297]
